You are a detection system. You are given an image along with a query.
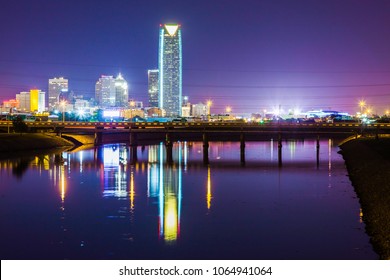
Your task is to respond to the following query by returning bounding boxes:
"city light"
[226,106,232,114]
[60,100,67,122]
[77,109,85,118]
[207,166,212,210]
[165,24,179,36]
[103,110,120,118]
[206,100,212,115]
[359,100,366,114]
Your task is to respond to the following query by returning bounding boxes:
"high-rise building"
[192,103,207,117]
[114,73,129,107]
[30,89,46,112]
[16,89,45,112]
[95,75,115,107]
[16,92,30,112]
[181,96,190,117]
[148,69,159,107]
[48,77,68,110]
[58,89,75,104]
[158,23,182,117]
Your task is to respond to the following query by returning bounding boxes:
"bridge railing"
[2,120,390,131]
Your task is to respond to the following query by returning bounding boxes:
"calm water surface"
[0,140,377,259]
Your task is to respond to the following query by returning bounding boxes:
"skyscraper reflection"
[101,145,129,198]
[147,142,183,243]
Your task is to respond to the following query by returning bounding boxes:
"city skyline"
[1,0,390,114]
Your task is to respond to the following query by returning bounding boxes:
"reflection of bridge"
[2,120,390,165]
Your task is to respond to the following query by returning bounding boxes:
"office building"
[148,69,159,107]
[95,75,115,107]
[16,89,45,112]
[181,96,190,117]
[158,23,182,117]
[114,73,129,107]
[48,77,68,110]
[58,89,75,104]
[192,103,207,117]
[16,92,30,112]
[30,89,45,112]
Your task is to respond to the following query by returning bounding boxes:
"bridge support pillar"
[55,128,62,137]
[240,133,245,166]
[130,146,138,165]
[278,134,282,167]
[165,133,173,165]
[129,131,138,164]
[130,131,138,146]
[94,129,103,146]
[375,125,379,140]
[203,132,209,165]
[316,135,320,168]
[54,153,64,165]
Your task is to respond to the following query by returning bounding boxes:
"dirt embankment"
[339,138,390,259]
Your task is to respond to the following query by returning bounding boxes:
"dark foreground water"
[0,139,377,259]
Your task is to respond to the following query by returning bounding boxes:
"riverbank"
[340,138,390,259]
[0,133,74,154]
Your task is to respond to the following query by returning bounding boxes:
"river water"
[0,139,377,259]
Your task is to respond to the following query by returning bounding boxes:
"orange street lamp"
[359,100,366,114]
[226,106,232,114]
[206,100,212,115]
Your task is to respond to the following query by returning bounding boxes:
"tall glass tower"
[148,69,159,107]
[114,73,129,107]
[95,75,115,108]
[158,24,182,117]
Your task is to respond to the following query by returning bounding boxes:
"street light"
[61,100,67,122]
[359,100,366,114]
[206,100,212,116]
[226,106,231,114]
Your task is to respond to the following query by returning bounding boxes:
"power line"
[2,58,390,74]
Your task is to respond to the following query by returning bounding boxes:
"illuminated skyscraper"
[16,89,45,112]
[48,77,68,110]
[148,69,159,107]
[114,73,129,107]
[158,24,182,117]
[30,89,45,112]
[95,75,115,107]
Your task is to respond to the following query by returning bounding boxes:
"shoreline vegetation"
[340,138,390,260]
[1,133,389,259]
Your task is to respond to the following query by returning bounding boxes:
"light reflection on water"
[0,140,378,259]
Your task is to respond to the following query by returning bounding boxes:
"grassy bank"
[0,133,74,153]
[340,138,390,259]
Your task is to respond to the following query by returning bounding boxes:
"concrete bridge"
[1,120,389,138]
[1,120,390,166]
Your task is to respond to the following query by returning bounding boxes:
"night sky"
[1,0,390,114]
